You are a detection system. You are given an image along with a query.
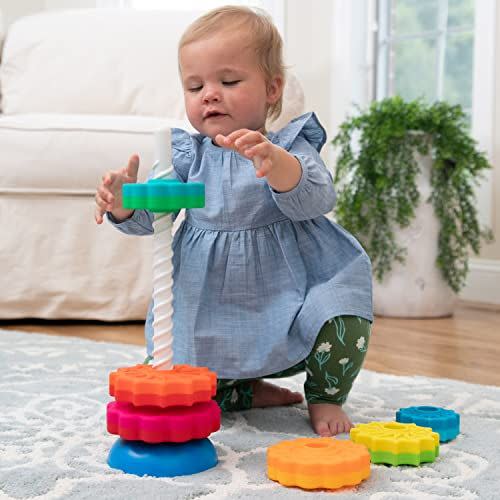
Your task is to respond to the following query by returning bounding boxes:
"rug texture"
[0,330,499,500]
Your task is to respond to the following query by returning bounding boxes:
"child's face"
[179,30,282,138]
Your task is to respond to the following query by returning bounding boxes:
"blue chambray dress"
[109,112,372,379]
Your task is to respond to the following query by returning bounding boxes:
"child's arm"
[215,130,301,193]
[215,129,336,221]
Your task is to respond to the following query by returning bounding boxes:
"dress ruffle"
[270,112,327,152]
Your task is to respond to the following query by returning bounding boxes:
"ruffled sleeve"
[271,112,326,153]
[269,112,336,221]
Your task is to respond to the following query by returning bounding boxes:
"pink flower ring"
[107,399,221,443]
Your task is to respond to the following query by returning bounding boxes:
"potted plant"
[332,96,493,317]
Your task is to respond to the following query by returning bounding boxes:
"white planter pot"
[373,152,457,318]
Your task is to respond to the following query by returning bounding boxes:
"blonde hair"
[179,5,285,121]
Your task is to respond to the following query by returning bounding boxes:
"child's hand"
[215,129,277,178]
[95,155,140,224]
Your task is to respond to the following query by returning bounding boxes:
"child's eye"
[223,80,241,86]
[188,86,202,93]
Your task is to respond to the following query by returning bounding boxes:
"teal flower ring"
[396,406,460,442]
[123,179,205,212]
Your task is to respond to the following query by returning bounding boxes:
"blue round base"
[108,438,218,477]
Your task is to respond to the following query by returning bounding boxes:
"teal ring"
[123,179,205,212]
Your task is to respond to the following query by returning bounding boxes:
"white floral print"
[339,357,353,376]
[356,337,366,350]
[325,387,340,395]
[230,388,238,404]
[316,342,332,353]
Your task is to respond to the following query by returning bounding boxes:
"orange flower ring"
[109,364,217,407]
[267,437,370,490]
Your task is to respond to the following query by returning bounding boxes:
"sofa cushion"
[0,9,189,117]
[0,114,190,192]
[0,8,304,128]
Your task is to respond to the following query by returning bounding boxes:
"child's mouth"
[204,112,227,120]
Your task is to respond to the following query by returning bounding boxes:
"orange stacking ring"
[267,437,370,490]
[109,364,217,407]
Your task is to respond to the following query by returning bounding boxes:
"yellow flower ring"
[350,421,439,466]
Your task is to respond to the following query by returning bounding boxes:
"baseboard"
[459,258,500,306]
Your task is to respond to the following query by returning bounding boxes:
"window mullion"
[375,0,392,100]
[435,0,449,100]
[391,25,471,42]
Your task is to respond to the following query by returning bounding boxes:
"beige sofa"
[0,8,304,320]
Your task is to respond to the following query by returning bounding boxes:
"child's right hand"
[95,154,140,224]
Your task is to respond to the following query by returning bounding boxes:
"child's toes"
[315,420,333,437]
[328,421,340,435]
[335,420,348,434]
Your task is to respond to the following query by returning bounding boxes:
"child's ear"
[266,75,284,105]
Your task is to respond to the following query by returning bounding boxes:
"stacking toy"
[106,128,219,477]
[396,405,460,442]
[267,438,370,490]
[350,422,439,466]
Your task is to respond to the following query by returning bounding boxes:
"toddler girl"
[95,6,373,436]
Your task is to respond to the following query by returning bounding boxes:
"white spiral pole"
[151,128,174,370]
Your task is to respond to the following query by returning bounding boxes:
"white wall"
[285,1,333,137]
[482,2,500,262]
[0,0,95,25]
[459,1,500,305]
[0,0,41,25]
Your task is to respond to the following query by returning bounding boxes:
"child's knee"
[304,315,371,404]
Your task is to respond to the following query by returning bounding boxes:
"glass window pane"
[393,0,439,36]
[392,38,437,101]
[447,0,474,28]
[444,31,474,109]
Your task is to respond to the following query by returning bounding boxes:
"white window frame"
[373,0,495,227]
[470,0,495,228]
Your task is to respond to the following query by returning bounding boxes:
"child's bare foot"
[251,380,303,408]
[308,403,353,436]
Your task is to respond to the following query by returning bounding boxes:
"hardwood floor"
[1,303,499,386]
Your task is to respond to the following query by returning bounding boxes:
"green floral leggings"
[216,315,371,411]
[144,315,371,412]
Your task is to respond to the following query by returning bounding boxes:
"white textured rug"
[1,330,499,500]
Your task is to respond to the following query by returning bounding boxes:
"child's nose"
[202,86,221,103]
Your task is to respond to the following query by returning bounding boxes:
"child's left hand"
[215,129,277,178]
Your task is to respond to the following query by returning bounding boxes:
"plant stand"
[373,153,456,318]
